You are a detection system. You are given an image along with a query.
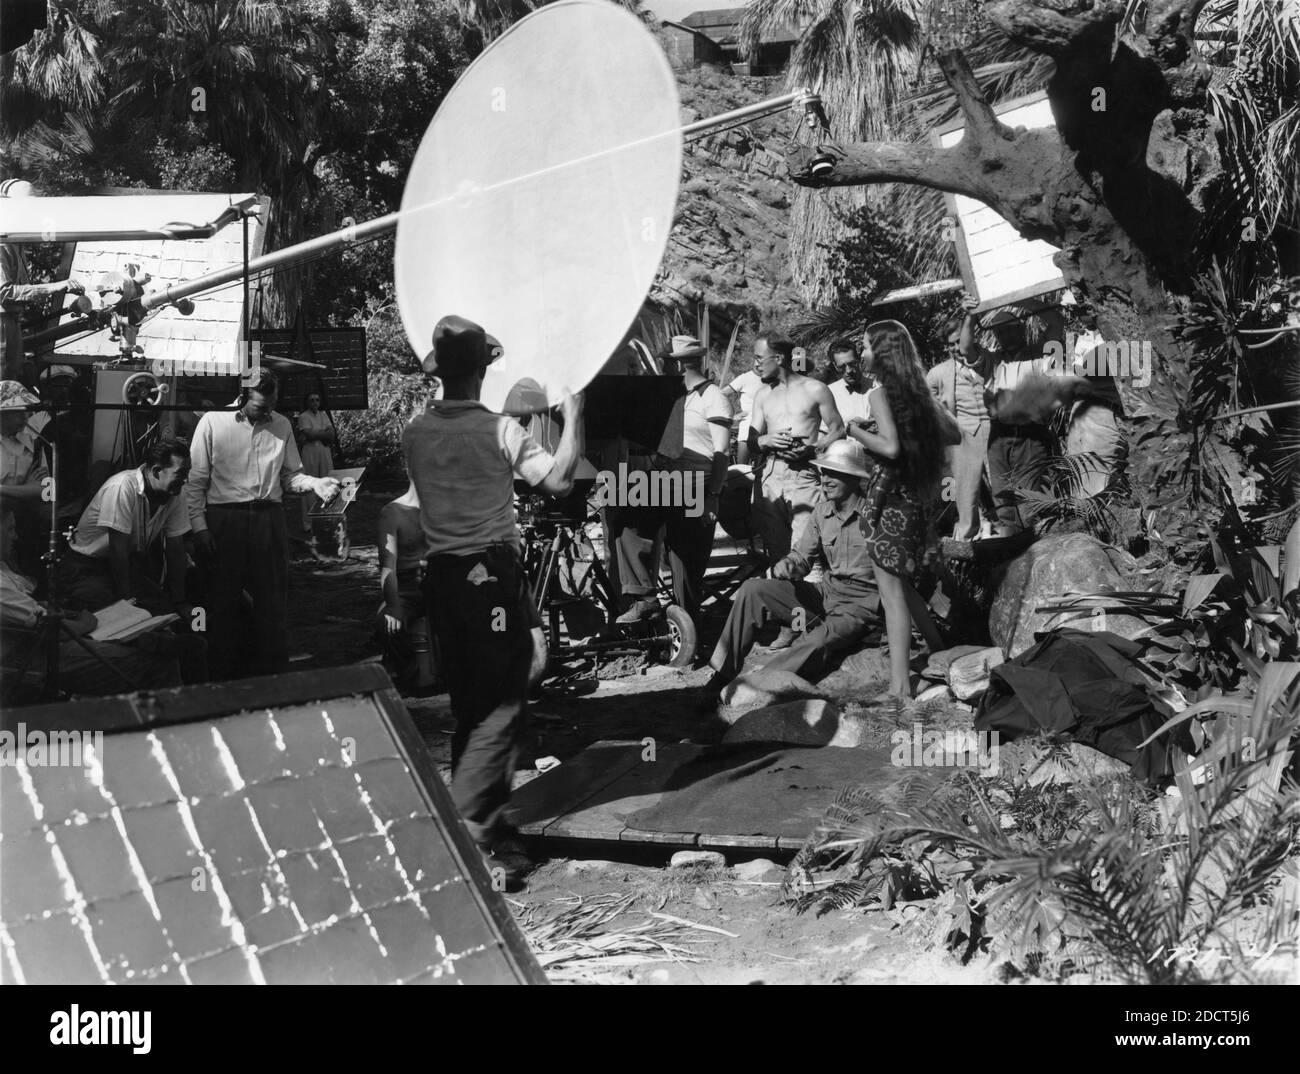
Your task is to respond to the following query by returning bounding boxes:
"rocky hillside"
[650,61,803,326]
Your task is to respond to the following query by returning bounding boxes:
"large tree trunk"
[782,0,1258,542]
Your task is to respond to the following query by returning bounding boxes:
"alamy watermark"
[593,463,705,517]
[890,723,1000,776]
[1040,333,1153,388]
[0,723,103,772]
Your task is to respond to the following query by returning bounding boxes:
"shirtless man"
[748,334,843,568]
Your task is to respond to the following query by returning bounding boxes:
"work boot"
[616,597,662,625]
[767,626,796,650]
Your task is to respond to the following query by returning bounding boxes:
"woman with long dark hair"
[843,319,959,697]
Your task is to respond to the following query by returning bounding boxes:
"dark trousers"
[54,550,208,683]
[609,503,714,621]
[987,421,1053,528]
[55,549,174,614]
[424,543,536,848]
[709,576,876,683]
[204,503,288,680]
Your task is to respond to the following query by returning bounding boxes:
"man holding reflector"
[403,315,583,888]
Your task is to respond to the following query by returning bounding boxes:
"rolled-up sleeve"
[280,427,313,494]
[505,421,556,487]
[787,507,824,574]
[185,415,213,532]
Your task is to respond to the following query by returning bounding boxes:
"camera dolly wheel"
[659,604,697,667]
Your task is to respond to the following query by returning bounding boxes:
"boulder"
[719,669,825,715]
[948,646,1004,701]
[669,850,725,870]
[923,645,988,681]
[916,683,952,703]
[988,533,1148,658]
[733,858,784,882]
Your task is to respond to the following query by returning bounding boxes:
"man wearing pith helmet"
[402,314,584,888]
[699,438,879,711]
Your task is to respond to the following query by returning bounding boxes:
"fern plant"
[784,703,1299,982]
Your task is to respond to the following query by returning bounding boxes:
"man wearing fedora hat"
[701,439,879,702]
[403,314,584,887]
[608,334,731,628]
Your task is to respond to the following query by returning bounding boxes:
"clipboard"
[308,466,366,519]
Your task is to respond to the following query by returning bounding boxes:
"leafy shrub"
[335,307,429,474]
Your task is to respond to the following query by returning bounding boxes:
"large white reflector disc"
[396,0,682,413]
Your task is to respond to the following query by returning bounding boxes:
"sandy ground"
[281,475,999,984]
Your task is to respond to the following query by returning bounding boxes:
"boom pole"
[138,90,821,314]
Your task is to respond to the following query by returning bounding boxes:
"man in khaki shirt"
[702,440,878,707]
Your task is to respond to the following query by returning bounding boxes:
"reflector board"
[396,0,681,413]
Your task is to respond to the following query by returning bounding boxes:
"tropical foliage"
[0,0,479,322]
[787,508,1300,980]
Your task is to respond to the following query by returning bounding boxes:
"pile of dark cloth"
[975,630,1186,783]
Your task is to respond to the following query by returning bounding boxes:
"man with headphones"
[184,368,340,680]
[403,315,583,888]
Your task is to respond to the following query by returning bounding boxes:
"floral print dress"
[856,386,926,579]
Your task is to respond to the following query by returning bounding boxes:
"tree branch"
[985,0,1125,57]
[936,49,1011,146]
[785,142,993,203]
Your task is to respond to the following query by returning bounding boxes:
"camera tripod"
[519,494,696,672]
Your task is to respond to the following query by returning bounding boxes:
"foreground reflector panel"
[0,666,544,984]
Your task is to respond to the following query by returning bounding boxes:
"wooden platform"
[506,739,922,853]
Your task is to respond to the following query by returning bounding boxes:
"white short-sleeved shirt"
[402,400,556,556]
[829,379,874,428]
[69,467,190,557]
[657,381,732,468]
[728,370,764,438]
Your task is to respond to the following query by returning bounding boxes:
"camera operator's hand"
[559,388,584,425]
[63,276,86,296]
[382,608,403,636]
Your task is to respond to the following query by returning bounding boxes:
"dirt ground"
[280,474,1000,984]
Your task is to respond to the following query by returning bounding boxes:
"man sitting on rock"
[699,440,878,709]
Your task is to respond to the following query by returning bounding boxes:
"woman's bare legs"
[873,561,912,697]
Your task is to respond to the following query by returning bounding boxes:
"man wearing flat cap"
[403,314,583,887]
[700,439,879,709]
[609,334,731,628]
